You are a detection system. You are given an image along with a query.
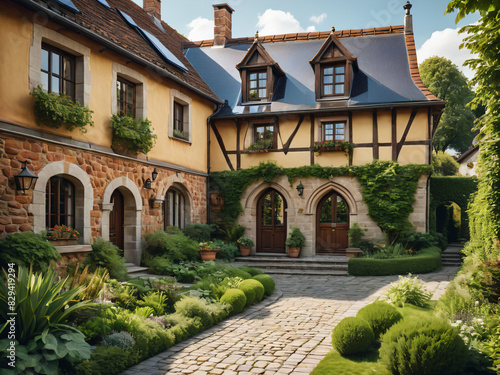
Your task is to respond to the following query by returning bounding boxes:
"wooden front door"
[109,189,124,251]
[316,192,349,254]
[257,189,287,253]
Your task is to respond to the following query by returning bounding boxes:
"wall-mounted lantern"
[296,181,304,196]
[14,160,38,194]
[152,167,158,181]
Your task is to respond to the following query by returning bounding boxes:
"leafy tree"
[419,56,476,153]
[445,0,500,262]
[432,151,459,176]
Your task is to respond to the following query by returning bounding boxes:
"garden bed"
[347,247,442,276]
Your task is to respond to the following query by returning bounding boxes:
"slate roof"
[19,0,219,102]
[184,26,443,118]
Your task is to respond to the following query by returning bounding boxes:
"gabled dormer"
[310,29,357,101]
[236,36,285,103]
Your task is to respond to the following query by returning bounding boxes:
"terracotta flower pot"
[239,245,251,256]
[288,246,301,258]
[198,249,219,261]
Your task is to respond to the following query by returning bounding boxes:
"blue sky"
[132,0,479,79]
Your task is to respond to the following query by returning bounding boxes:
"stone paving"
[122,267,459,375]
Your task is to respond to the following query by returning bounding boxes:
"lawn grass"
[311,303,437,375]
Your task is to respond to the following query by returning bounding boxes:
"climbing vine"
[210,161,432,241]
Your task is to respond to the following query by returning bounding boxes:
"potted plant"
[285,226,305,258]
[236,235,254,256]
[198,241,220,261]
[47,225,80,246]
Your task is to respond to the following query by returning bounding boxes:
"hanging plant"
[31,85,94,133]
[110,114,157,155]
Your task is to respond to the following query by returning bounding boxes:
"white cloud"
[257,9,315,36]
[417,27,477,81]
[187,17,214,41]
[310,13,327,25]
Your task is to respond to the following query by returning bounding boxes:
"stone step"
[261,268,349,276]
[441,253,462,259]
[235,256,348,264]
[125,263,149,275]
[236,261,348,271]
[442,261,462,267]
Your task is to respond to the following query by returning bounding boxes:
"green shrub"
[238,266,263,276]
[220,289,247,315]
[73,345,130,375]
[166,313,205,342]
[356,301,402,338]
[348,247,442,276]
[285,226,306,247]
[398,231,446,251]
[174,296,214,327]
[239,279,265,302]
[110,114,157,155]
[225,267,252,280]
[83,238,128,281]
[143,231,199,263]
[138,291,168,316]
[348,222,366,248]
[331,317,375,356]
[237,235,254,247]
[238,282,256,307]
[0,231,60,273]
[212,239,240,260]
[384,274,432,307]
[253,274,275,296]
[182,223,217,242]
[380,318,467,375]
[432,151,459,176]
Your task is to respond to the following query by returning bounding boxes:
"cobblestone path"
[122,267,458,375]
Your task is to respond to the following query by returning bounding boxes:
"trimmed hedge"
[356,301,402,338]
[331,317,375,356]
[348,247,441,276]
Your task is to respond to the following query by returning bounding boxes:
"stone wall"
[0,131,207,248]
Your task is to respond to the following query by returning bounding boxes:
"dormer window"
[310,31,357,101]
[236,40,284,103]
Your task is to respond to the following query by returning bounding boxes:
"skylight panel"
[53,0,80,13]
[138,29,188,72]
[96,0,110,8]
[117,9,188,73]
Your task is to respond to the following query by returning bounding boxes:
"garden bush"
[253,274,275,296]
[238,266,263,276]
[166,313,205,341]
[182,223,217,242]
[0,231,60,273]
[239,279,265,302]
[348,247,442,276]
[331,317,375,356]
[384,274,432,307]
[143,231,198,264]
[174,296,214,327]
[356,301,402,338]
[83,238,128,281]
[398,231,447,251]
[220,289,247,315]
[238,282,256,307]
[380,318,468,375]
[102,331,135,351]
[212,239,240,260]
[74,345,131,375]
[225,267,252,280]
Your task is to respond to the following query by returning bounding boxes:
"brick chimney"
[213,3,234,47]
[403,1,413,33]
[144,0,161,20]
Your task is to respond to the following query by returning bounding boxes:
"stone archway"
[102,177,143,264]
[30,161,92,244]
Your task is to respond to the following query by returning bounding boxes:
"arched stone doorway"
[316,191,349,254]
[256,188,287,253]
[102,178,142,264]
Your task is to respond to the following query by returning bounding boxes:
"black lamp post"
[14,160,38,194]
[296,181,304,196]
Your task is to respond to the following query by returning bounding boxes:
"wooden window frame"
[320,63,346,98]
[41,43,76,100]
[247,69,268,101]
[173,101,184,132]
[117,76,136,118]
[253,122,277,150]
[45,176,75,228]
[321,121,346,142]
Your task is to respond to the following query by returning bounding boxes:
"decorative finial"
[331,26,335,33]
[403,1,412,15]
[254,31,259,42]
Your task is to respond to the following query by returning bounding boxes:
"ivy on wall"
[429,177,478,240]
[210,161,432,241]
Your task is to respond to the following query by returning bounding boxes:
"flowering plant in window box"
[313,140,353,156]
[110,114,157,156]
[247,138,273,153]
[47,225,80,245]
[31,85,94,134]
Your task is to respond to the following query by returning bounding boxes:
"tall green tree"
[419,56,476,153]
[446,1,500,263]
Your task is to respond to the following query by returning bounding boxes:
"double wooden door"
[316,192,349,254]
[257,189,287,253]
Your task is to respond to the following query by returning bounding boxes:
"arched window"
[46,176,75,228]
[165,187,185,229]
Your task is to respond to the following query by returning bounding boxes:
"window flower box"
[313,140,353,156]
[247,138,273,153]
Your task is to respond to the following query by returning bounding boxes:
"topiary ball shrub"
[356,301,403,339]
[238,266,263,276]
[253,274,275,296]
[220,289,246,315]
[238,282,256,307]
[380,318,468,375]
[331,317,375,356]
[225,267,252,280]
[239,279,265,302]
